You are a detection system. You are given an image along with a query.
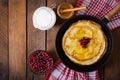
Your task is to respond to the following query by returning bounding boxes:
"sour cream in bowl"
[33,7,56,30]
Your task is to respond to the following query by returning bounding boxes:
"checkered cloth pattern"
[44,59,100,80]
[45,0,120,80]
[76,0,120,30]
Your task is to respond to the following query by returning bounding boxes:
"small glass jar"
[57,2,74,19]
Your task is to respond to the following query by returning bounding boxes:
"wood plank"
[47,0,66,62]
[9,0,26,80]
[0,0,8,80]
[46,0,79,62]
[27,0,46,80]
[66,0,77,6]
[104,28,120,80]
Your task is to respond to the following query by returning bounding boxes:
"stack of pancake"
[62,20,107,65]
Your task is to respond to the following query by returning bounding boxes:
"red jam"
[29,50,53,74]
[79,37,91,48]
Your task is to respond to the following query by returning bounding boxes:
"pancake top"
[62,20,107,65]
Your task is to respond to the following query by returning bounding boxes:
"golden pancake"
[62,20,107,65]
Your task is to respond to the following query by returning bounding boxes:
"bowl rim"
[28,50,53,74]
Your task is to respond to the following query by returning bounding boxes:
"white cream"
[33,7,56,30]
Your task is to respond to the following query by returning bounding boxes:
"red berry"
[29,50,53,74]
[79,37,91,48]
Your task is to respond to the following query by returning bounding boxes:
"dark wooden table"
[0,0,120,80]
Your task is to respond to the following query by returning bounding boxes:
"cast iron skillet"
[55,15,112,72]
[55,4,119,72]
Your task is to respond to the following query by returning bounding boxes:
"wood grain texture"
[27,0,46,80]
[46,0,66,62]
[9,0,26,80]
[0,0,8,80]
[0,0,120,80]
[66,0,77,6]
[104,28,120,80]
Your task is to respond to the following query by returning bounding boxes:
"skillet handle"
[105,2,120,21]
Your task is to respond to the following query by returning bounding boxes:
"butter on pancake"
[62,20,107,65]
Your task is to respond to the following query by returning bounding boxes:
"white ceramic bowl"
[33,7,56,30]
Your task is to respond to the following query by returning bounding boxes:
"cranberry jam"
[29,50,53,74]
[79,37,91,48]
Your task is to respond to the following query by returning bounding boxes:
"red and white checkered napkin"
[76,0,120,31]
[45,0,120,80]
[44,59,100,80]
